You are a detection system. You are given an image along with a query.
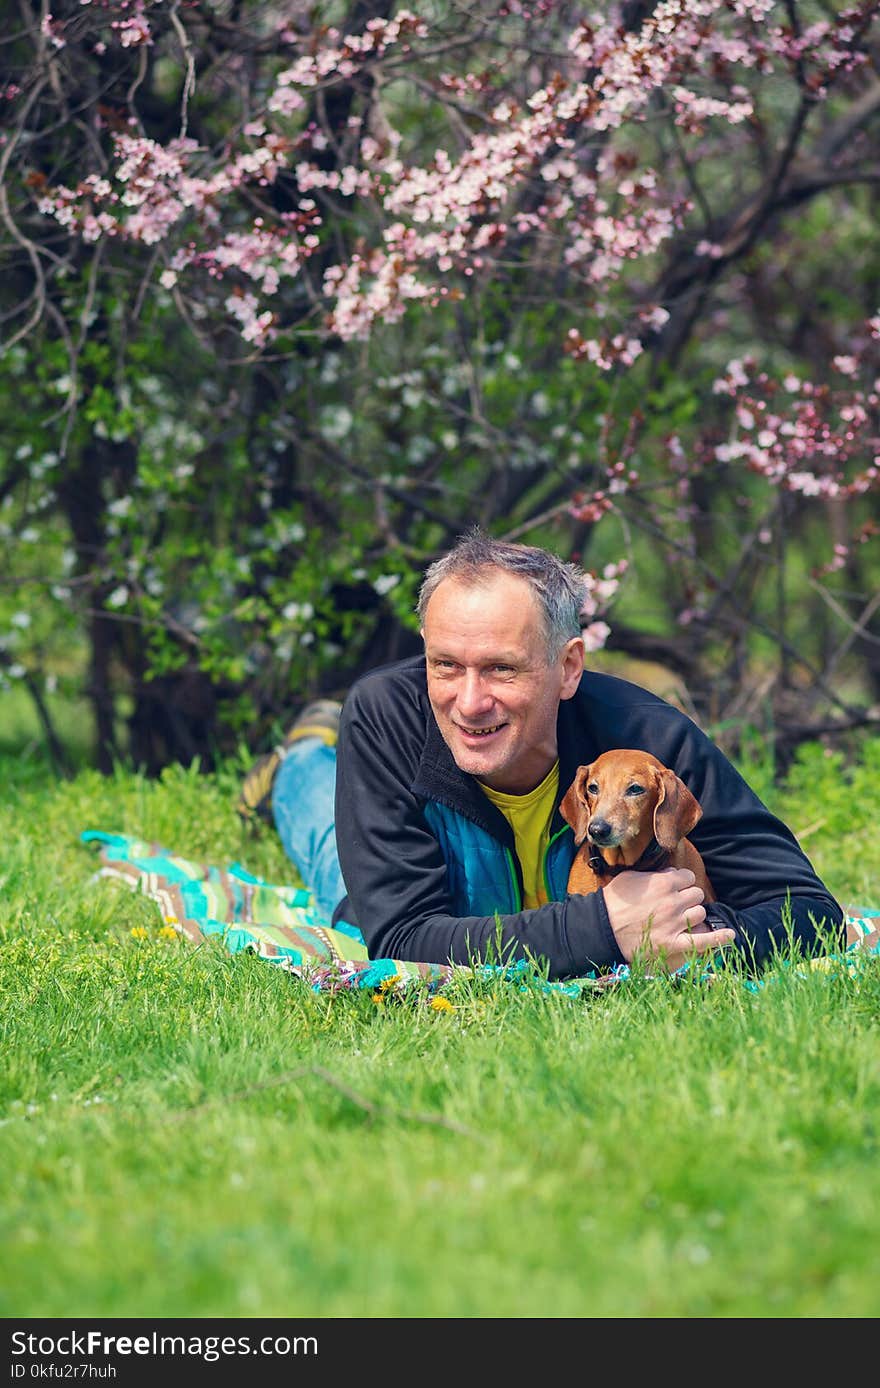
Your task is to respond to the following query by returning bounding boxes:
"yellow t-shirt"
[479,761,560,909]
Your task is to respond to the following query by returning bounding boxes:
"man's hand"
[602,867,737,972]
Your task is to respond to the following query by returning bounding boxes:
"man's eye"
[625,783,646,796]
[492,664,515,675]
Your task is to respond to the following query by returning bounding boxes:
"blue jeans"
[272,737,345,924]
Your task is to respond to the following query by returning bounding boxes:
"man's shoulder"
[575,669,679,713]
[347,654,426,703]
[339,656,431,774]
[571,669,711,754]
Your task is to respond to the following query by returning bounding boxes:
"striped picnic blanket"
[82,830,879,996]
[81,830,462,994]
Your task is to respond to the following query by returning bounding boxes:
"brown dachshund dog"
[560,748,715,900]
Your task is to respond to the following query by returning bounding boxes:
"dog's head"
[559,749,702,856]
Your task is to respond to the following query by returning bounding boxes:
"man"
[241,530,844,979]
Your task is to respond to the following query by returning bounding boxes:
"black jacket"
[332,656,844,978]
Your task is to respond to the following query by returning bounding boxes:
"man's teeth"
[463,724,503,736]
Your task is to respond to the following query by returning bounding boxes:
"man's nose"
[456,670,493,716]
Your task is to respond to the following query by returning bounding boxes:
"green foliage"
[764,740,880,909]
[2,3,879,770]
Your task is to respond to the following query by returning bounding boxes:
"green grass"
[1,734,879,1318]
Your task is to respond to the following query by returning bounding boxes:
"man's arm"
[642,709,845,966]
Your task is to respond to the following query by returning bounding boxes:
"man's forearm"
[706,894,846,968]
[361,892,627,981]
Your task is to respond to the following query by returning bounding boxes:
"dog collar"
[587,837,672,878]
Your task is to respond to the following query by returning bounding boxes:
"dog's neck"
[587,837,672,878]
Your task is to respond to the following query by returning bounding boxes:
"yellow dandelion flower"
[129,926,149,941]
[371,993,385,1005]
[429,995,455,1013]
[158,925,179,941]
[809,956,833,973]
[379,974,401,992]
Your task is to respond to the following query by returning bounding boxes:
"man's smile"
[454,721,508,742]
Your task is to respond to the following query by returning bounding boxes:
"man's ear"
[559,765,593,846]
[652,767,702,850]
[559,636,585,700]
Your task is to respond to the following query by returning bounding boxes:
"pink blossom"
[832,355,859,377]
[112,16,152,48]
[225,291,275,347]
[40,14,66,49]
[582,621,611,653]
[30,0,876,360]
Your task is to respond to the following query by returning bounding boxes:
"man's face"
[422,572,584,794]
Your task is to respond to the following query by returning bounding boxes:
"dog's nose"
[588,818,613,843]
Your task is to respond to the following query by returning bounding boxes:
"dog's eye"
[586,782,599,796]
[625,783,646,796]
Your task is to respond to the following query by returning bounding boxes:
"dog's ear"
[652,766,702,850]
[559,765,594,846]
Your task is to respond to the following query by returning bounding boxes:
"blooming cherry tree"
[2,0,879,766]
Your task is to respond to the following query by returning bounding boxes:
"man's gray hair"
[417,527,587,661]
